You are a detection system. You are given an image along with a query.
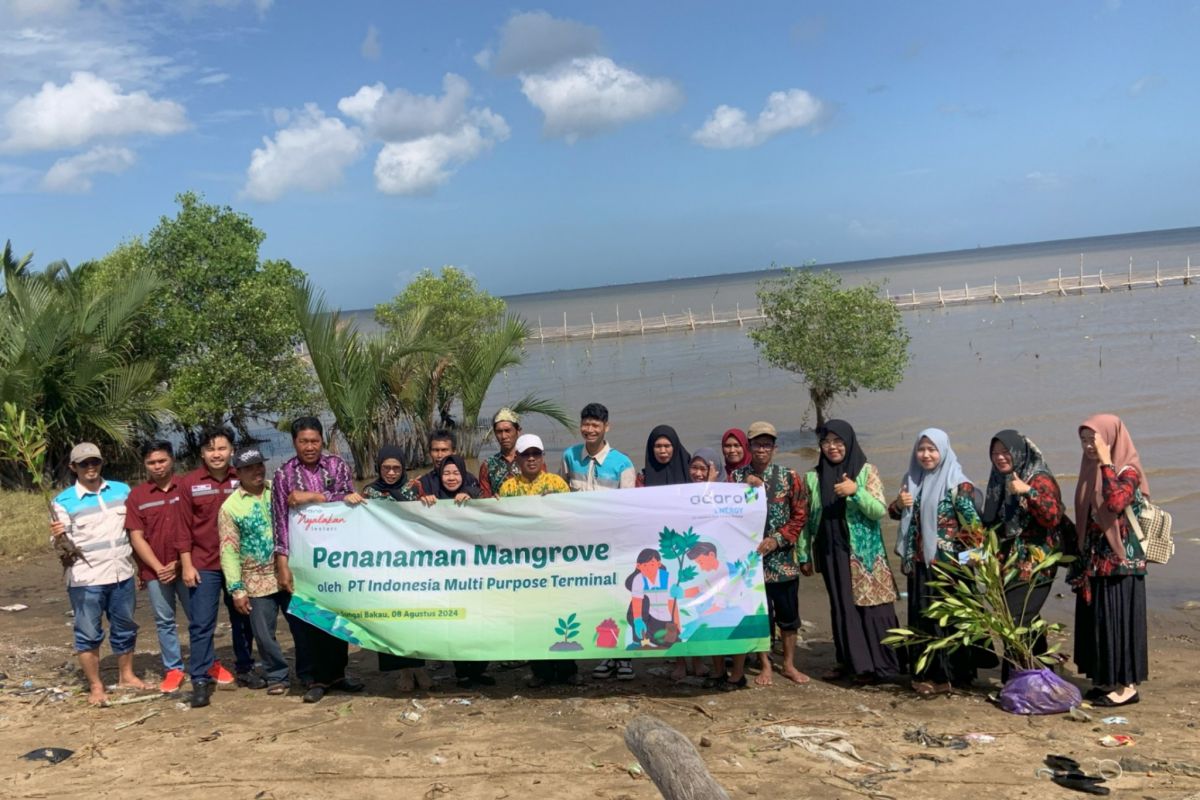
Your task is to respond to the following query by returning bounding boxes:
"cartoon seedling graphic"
[549,613,584,652]
[658,526,700,615]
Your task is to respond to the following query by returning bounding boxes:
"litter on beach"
[1,604,29,612]
[1098,734,1135,748]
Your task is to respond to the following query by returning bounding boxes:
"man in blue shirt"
[50,442,147,706]
[558,403,638,680]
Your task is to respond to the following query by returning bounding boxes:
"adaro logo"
[295,510,346,531]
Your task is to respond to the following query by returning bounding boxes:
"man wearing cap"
[125,439,189,694]
[478,408,524,497]
[730,421,813,688]
[217,447,291,698]
[497,434,576,686]
[50,443,146,706]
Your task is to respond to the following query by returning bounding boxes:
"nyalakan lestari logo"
[296,510,347,531]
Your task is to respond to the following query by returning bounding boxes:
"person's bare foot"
[87,684,109,706]
[754,666,773,686]
[118,676,148,690]
[396,669,416,692]
[779,666,810,685]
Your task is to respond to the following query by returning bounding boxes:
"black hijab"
[642,425,692,487]
[367,444,409,501]
[815,419,869,524]
[435,454,482,500]
[982,429,1054,541]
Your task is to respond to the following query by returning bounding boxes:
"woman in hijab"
[1072,414,1149,707]
[362,446,429,691]
[418,455,491,687]
[721,428,751,481]
[804,420,900,684]
[636,425,692,487]
[889,428,986,695]
[689,448,722,483]
[981,430,1064,682]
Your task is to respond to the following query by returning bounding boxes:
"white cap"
[515,434,544,454]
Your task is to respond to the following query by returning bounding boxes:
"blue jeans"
[68,578,137,654]
[145,579,191,672]
[247,592,291,685]
[186,570,256,684]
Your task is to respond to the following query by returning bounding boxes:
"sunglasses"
[75,458,103,468]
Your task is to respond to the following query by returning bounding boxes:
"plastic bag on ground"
[999,667,1081,715]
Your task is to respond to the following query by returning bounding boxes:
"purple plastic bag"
[999,667,1082,715]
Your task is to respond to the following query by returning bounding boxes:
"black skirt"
[816,528,900,679]
[1074,574,1148,687]
[907,562,979,685]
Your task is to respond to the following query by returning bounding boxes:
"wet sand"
[3,555,1200,799]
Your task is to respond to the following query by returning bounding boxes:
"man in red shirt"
[125,440,189,693]
[176,427,259,708]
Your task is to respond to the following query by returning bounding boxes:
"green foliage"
[881,528,1070,674]
[658,526,700,585]
[376,267,569,461]
[750,268,911,427]
[0,403,51,505]
[291,280,437,479]
[0,250,163,478]
[87,192,312,446]
[555,612,581,642]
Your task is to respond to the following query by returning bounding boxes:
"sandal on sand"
[822,665,851,681]
[266,683,288,696]
[912,680,952,696]
[717,676,748,692]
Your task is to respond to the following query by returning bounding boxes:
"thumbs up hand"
[834,473,857,498]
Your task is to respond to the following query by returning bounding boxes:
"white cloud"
[361,23,380,61]
[2,0,78,18]
[196,71,229,85]
[243,104,364,201]
[1129,75,1164,97]
[2,71,188,152]
[520,56,683,142]
[337,73,471,141]
[473,47,492,70]
[1024,170,1063,190]
[693,89,824,149]
[373,109,509,195]
[41,144,134,192]
[491,11,601,75]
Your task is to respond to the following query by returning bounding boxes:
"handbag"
[1124,495,1174,565]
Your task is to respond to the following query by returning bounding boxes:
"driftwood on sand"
[624,715,731,800]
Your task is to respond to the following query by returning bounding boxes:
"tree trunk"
[623,715,731,800]
[810,386,831,429]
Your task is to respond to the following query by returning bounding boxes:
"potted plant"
[882,527,1079,714]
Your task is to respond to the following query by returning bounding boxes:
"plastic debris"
[627,763,643,778]
[21,748,73,765]
[429,754,447,765]
[400,710,422,723]
[1,604,29,612]
[1100,716,1128,725]
[904,725,968,750]
[963,733,996,744]
[410,699,427,711]
[446,698,471,706]
[1067,707,1092,723]
[21,680,34,689]
[772,726,889,768]
[1098,734,1135,748]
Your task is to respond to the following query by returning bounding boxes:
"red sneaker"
[207,661,235,685]
[159,669,186,693]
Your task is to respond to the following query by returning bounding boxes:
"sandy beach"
[3,553,1199,800]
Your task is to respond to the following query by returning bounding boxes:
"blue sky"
[2,0,1197,308]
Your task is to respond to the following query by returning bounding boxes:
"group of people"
[49,402,1152,710]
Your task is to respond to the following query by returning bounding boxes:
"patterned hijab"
[721,428,751,476]
[815,420,868,524]
[690,447,721,482]
[981,430,1055,541]
[642,425,691,486]
[1075,414,1149,552]
[367,444,409,501]
[899,428,971,564]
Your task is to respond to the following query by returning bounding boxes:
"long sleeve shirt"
[730,462,809,582]
[271,453,354,556]
[174,467,240,572]
[218,482,278,598]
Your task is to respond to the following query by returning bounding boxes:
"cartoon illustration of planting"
[548,613,584,652]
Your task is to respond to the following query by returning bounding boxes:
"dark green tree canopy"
[749,268,911,427]
[88,192,312,447]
